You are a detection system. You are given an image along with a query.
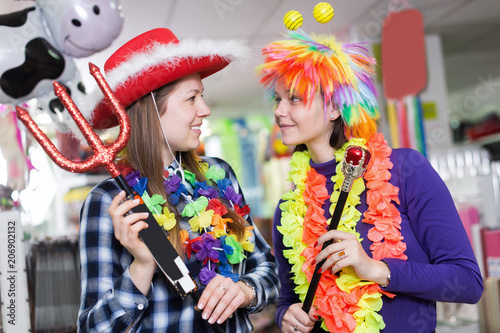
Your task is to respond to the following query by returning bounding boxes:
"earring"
[330,114,335,120]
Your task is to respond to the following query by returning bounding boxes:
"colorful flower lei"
[278,133,406,332]
[118,161,254,286]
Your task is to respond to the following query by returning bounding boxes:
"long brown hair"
[122,80,247,255]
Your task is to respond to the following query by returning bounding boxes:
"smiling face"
[41,0,124,58]
[274,82,340,161]
[159,73,211,159]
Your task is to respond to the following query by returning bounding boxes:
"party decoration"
[0,105,34,192]
[154,207,177,231]
[302,145,370,314]
[283,10,303,30]
[124,162,255,287]
[381,1,427,156]
[16,67,128,176]
[38,0,124,59]
[313,2,334,24]
[266,123,293,159]
[0,0,123,105]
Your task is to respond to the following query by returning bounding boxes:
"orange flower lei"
[278,133,406,332]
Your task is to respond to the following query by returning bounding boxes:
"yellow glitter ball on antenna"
[283,10,303,30]
[313,2,334,24]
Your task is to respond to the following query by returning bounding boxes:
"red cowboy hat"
[82,28,248,129]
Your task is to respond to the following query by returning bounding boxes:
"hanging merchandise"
[0,104,35,192]
[0,0,123,105]
[27,236,81,332]
[266,123,293,159]
[209,119,243,182]
[261,122,294,219]
[207,116,272,218]
[381,0,427,156]
[234,119,257,190]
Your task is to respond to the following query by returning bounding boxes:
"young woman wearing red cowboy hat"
[77,28,279,332]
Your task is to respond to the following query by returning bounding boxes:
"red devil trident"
[16,63,128,177]
[15,62,196,294]
[16,63,225,333]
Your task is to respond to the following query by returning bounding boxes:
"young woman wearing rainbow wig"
[258,29,483,333]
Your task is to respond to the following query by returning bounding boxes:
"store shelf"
[437,322,479,333]
[461,133,500,161]
[463,132,500,146]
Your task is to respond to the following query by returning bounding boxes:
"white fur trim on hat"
[67,38,249,142]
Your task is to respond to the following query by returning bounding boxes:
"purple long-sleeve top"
[273,148,483,332]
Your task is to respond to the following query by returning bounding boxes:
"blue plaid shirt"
[77,156,280,332]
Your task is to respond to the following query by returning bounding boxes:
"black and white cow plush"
[0,0,123,115]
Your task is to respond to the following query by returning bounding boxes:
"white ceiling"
[4,0,500,118]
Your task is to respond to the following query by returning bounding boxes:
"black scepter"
[301,146,370,331]
[16,63,225,333]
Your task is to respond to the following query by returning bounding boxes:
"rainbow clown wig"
[258,30,380,141]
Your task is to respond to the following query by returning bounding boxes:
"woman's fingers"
[314,230,381,280]
[197,276,246,325]
[208,284,242,324]
[314,231,351,262]
[316,229,354,247]
[283,303,315,333]
[121,216,149,241]
[108,191,152,262]
[109,191,141,219]
[321,249,350,274]
[315,231,361,273]
[113,209,148,240]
